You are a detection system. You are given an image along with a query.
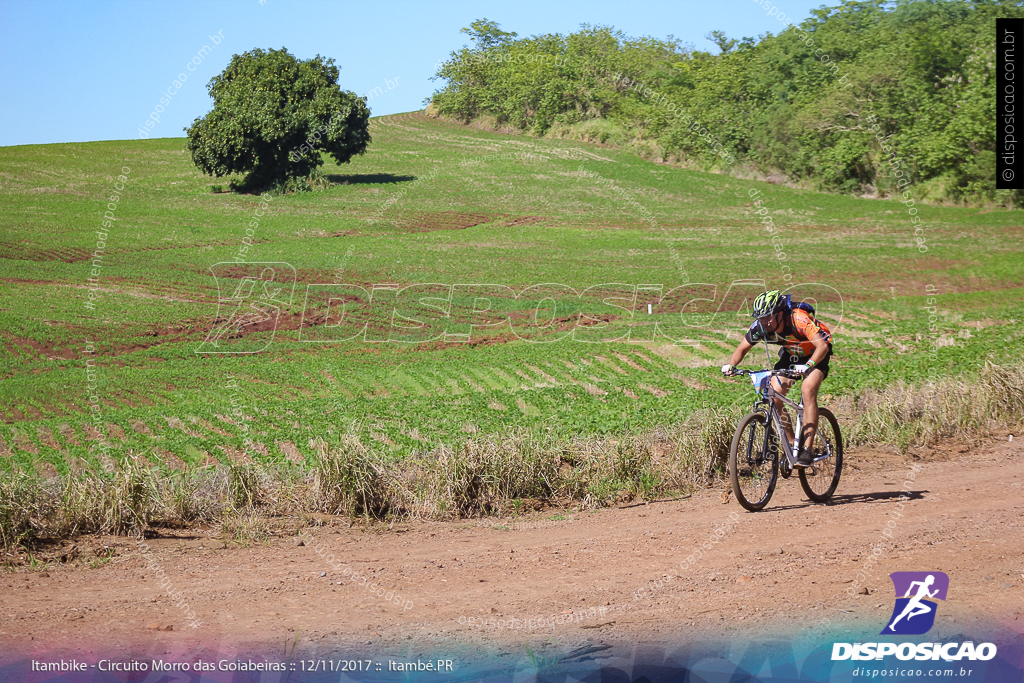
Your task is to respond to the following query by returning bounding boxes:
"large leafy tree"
[186,48,371,192]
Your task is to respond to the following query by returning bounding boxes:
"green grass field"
[2,111,1022,477]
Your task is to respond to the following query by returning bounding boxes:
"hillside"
[0,110,1022,477]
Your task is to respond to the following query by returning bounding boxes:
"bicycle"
[725,367,843,511]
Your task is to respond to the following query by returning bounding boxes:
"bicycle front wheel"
[729,411,779,512]
[799,407,843,502]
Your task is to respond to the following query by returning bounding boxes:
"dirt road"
[2,436,1021,665]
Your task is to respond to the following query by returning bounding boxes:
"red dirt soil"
[1,436,1021,663]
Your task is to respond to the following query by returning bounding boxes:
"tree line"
[429,2,1021,206]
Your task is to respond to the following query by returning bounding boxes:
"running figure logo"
[881,571,949,635]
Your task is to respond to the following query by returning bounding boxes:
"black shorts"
[773,345,832,380]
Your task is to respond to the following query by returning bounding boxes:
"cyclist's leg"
[800,368,825,451]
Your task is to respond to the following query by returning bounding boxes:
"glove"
[721,364,738,376]
[791,364,810,376]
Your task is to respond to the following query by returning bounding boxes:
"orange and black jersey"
[744,308,832,358]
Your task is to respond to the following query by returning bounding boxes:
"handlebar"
[726,368,804,381]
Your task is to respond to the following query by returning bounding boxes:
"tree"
[705,30,737,55]
[460,19,517,50]
[185,48,371,192]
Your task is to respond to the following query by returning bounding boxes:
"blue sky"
[0,0,826,147]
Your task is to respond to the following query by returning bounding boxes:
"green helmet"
[752,290,785,318]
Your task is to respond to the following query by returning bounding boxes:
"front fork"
[747,407,778,469]
[751,412,771,466]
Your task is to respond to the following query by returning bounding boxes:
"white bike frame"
[764,379,803,465]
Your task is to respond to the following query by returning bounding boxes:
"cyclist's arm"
[728,337,756,367]
[806,334,829,367]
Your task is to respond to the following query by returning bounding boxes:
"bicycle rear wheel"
[798,407,843,502]
[729,411,779,512]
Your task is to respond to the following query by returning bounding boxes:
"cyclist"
[721,290,833,467]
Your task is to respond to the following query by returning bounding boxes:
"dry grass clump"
[843,362,1023,451]
[552,435,661,507]
[154,466,225,524]
[219,510,271,546]
[309,429,705,519]
[0,457,160,550]
[54,457,156,538]
[0,472,38,549]
[422,434,560,517]
[312,436,395,518]
[665,407,735,485]
[228,463,263,510]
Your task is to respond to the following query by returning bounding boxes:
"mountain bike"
[726,368,843,511]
